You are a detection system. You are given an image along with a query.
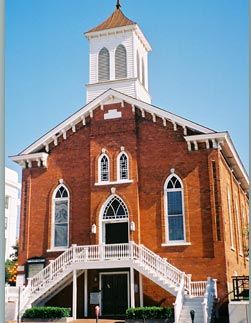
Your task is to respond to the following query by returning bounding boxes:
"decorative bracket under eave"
[11,152,49,169]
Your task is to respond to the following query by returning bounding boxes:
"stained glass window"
[100,155,109,182]
[119,153,128,180]
[103,196,128,220]
[53,185,69,248]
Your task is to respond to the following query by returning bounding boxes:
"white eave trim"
[11,152,49,168]
[85,24,152,52]
[185,132,249,191]
[17,89,214,156]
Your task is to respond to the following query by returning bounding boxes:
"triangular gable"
[16,88,215,156]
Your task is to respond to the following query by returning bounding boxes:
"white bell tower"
[85,3,152,104]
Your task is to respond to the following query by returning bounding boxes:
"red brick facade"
[17,101,248,316]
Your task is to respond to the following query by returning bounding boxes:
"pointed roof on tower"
[86,6,136,33]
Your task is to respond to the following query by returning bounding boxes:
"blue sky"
[5,0,248,179]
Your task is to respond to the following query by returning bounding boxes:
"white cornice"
[85,24,152,52]
[16,89,215,157]
[185,132,249,192]
[11,152,49,168]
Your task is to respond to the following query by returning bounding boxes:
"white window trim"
[117,151,129,181]
[95,179,133,186]
[51,184,70,251]
[227,186,235,250]
[163,173,187,245]
[235,198,243,256]
[98,153,110,183]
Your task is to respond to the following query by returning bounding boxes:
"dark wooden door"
[101,274,128,316]
[105,222,128,244]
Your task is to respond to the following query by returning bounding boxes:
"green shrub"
[126,306,174,320]
[22,306,71,319]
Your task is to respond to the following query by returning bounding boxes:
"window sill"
[47,248,68,253]
[161,242,191,247]
[95,180,133,186]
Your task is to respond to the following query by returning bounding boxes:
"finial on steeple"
[116,0,121,9]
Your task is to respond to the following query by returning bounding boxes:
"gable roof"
[14,88,215,156]
[86,8,136,34]
[11,88,248,193]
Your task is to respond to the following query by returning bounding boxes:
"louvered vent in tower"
[115,44,127,79]
[98,47,110,81]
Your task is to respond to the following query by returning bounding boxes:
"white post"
[130,267,135,308]
[139,273,143,307]
[72,270,77,320]
[84,270,88,317]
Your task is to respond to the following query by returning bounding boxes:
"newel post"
[72,244,77,262]
[213,279,218,298]
[187,274,192,295]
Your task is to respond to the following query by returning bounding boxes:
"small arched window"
[137,51,140,80]
[118,152,129,180]
[98,47,110,81]
[99,154,110,182]
[142,58,145,87]
[52,184,69,248]
[165,174,185,243]
[115,44,127,79]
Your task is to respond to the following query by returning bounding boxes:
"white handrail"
[19,242,209,317]
[174,272,185,323]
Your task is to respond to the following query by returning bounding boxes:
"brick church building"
[12,3,248,322]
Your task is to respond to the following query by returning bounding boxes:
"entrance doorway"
[100,272,129,316]
[101,195,129,244]
[105,222,129,244]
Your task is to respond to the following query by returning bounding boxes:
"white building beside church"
[5,167,21,260]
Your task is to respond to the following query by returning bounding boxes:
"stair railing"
[202,277,217,323]
[173,272,185,323]
[190,280,208,296]
[131,242,189,290]
[19,246,75,313]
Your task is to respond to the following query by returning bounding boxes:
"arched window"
[137,51,140,80]
[103,195,129,220]
[115,44,127,79]
[142,58,145,87]
[164,174,185,243]
[99,154,109,182]
[52,184,69,248]
[98,47,110,81]
[227,186,235,249]
[117,152,129,181]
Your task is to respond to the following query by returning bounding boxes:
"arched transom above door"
[103,195,128,220]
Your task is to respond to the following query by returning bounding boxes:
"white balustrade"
[18,242,210,318]
[190,281,208,296]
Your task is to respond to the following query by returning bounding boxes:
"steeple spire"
[116,0,121,10]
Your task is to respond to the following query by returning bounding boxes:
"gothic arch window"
[103,195,129,220]
[227,186,235,249]
[117,152,129,181]
[142,58,145,87]
[137,51,140,80]
[115,44,127,79]
[164,174,185,243]
[52,184,69,248]
[98,47,110,81]
[98,153,110,182]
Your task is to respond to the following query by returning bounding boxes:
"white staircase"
[18,242,217,322]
